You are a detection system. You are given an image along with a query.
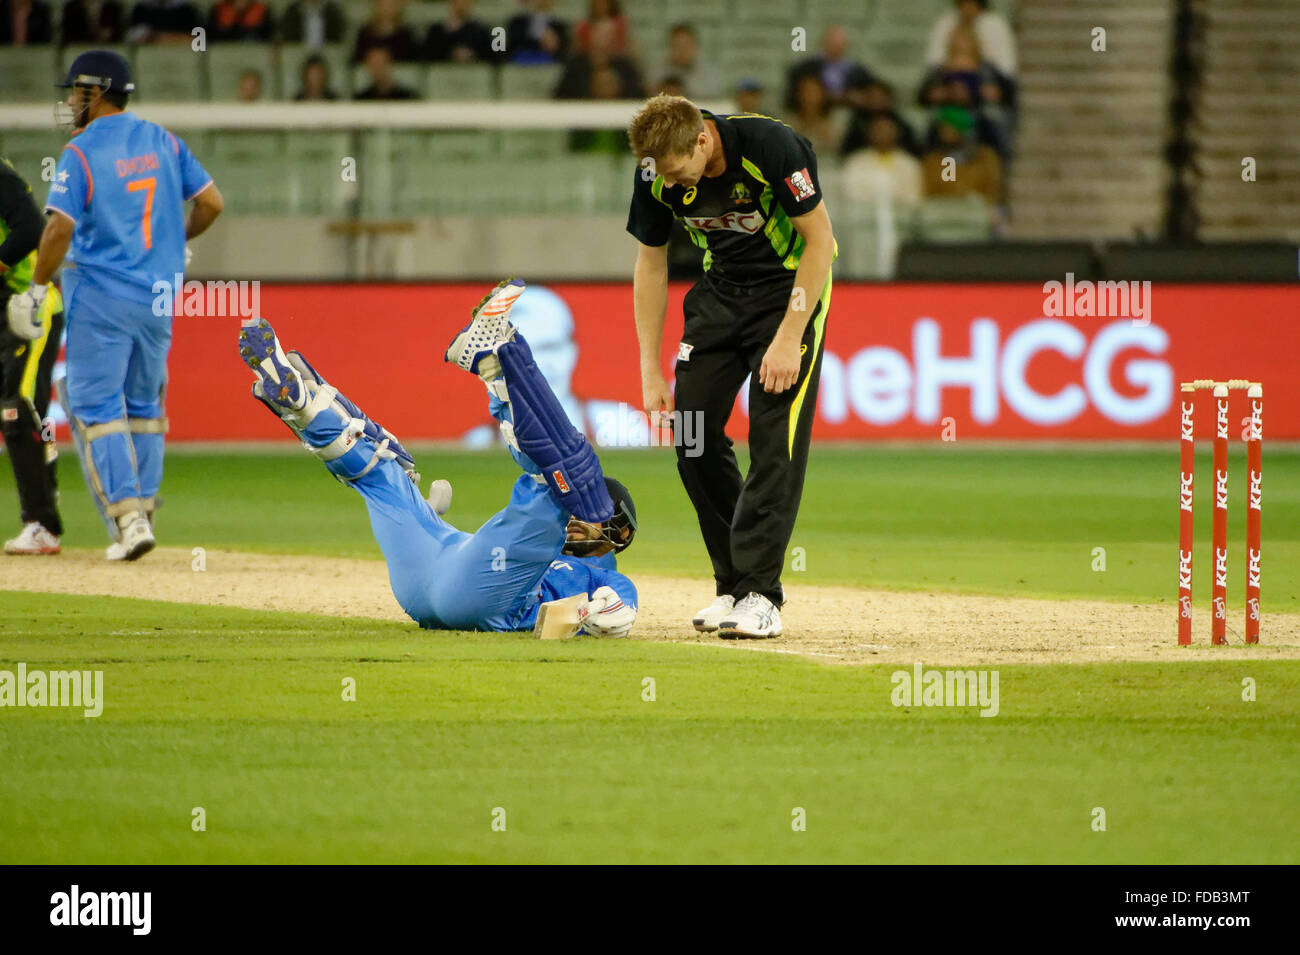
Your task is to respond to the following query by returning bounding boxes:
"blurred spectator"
[925,0,1016,77]
[354,44,417,98]
[0,0,52,42]
[352,0,418,63]
[127,0,202,43]
[506,0,566,64]
[60,0,126,42]
[787,24,872,108]
[843,114,922,206]
[294,52,338,99]
[733,77,764,114]
[554,17,641,99]
[567,63,628,154]
[840,79,920,157]
[235,66,262,100]
[573,0,626,56]
[652,74,685,97]
[279,0,343,47]
[921,106,1000,202]
[784,71,845,157]
[425,0,492,63]
[208,0,272,42]
[918,27,1012,156]
[657,22,722,100]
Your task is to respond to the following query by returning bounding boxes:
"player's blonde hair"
[627,94,706,161]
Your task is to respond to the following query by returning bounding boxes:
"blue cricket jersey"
[515,552,639,631]
[44,111,211,306]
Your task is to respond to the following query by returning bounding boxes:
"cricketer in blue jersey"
[7,49,224,561]
[237,279,640,637]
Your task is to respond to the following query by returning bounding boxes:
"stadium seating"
[1,48,61,102]
[279,44,353,99]
[132,45,207,102]
[208,44,281,101]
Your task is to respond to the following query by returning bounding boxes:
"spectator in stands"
[843,113,922,207]
[918,27,1012,157]
[208,0,272,42]
[787,24,872,108]
[925,0,1016,77]
[126,0,201,43]
[554,17,641,99]
[354,44,417,98]
[352,0,418,63]
[652,74,685,97]
[279,0,344,47]
[235,67,263,100]
[841,78,920,158]
[657,22,722,100]
[425,0,492,63]
[60,0,126,42]
[0,0,52,43]
[733,77,765,114]
[573,0,626,56]
[505,0,566,65]
[294,52,337,99]
[921,105,1000,203]
[784,71,846,157]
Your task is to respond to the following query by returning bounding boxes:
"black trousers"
[0,297,64,536]
[673,271,830,607]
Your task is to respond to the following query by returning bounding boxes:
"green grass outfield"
[1,445,1297,862]
[1,594,1297,864]
[9,443,1300,605]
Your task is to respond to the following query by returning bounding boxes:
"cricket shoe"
[4,521,60,555]
[692,594,735,632]
[239,317,307,411]
[109,512,155,562]
[717,592,782,639]
[444,278,526,377]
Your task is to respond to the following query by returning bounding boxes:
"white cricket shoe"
[444,278,526,377]
[109,513,155,562]
[427,478,453,516]
[4,521,60,555]
[692,594,736,632]
[718,592,782,639]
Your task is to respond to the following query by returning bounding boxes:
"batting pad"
[496,336,613,523]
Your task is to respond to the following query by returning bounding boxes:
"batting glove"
[6,282,47,340]
[577,585,637,639]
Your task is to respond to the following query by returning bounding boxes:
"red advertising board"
[53,282,1299,441]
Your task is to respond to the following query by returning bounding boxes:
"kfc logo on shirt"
[785,168,816,201]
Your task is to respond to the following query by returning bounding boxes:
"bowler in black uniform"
[0,156,65,554]
[626,94,836,638]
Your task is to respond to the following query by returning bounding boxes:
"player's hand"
[6,283,47,341]
[577,585,636,638]
[641,370,675,428]
[759,333,803,394]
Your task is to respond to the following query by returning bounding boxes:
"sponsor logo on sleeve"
[785,167,816,201]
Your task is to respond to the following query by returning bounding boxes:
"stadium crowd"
[3,0,1018,215]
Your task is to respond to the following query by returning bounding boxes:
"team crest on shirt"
[785,167,816,201]
[730,181,752,204]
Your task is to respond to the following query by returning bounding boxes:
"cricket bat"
[533,594,587,640]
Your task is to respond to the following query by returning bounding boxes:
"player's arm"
[632,240,673,422]
[31,211,74,286]
[185,181,223,239]
[759,201,835,395]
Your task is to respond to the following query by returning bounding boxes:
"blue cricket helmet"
[59,50,135,94]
